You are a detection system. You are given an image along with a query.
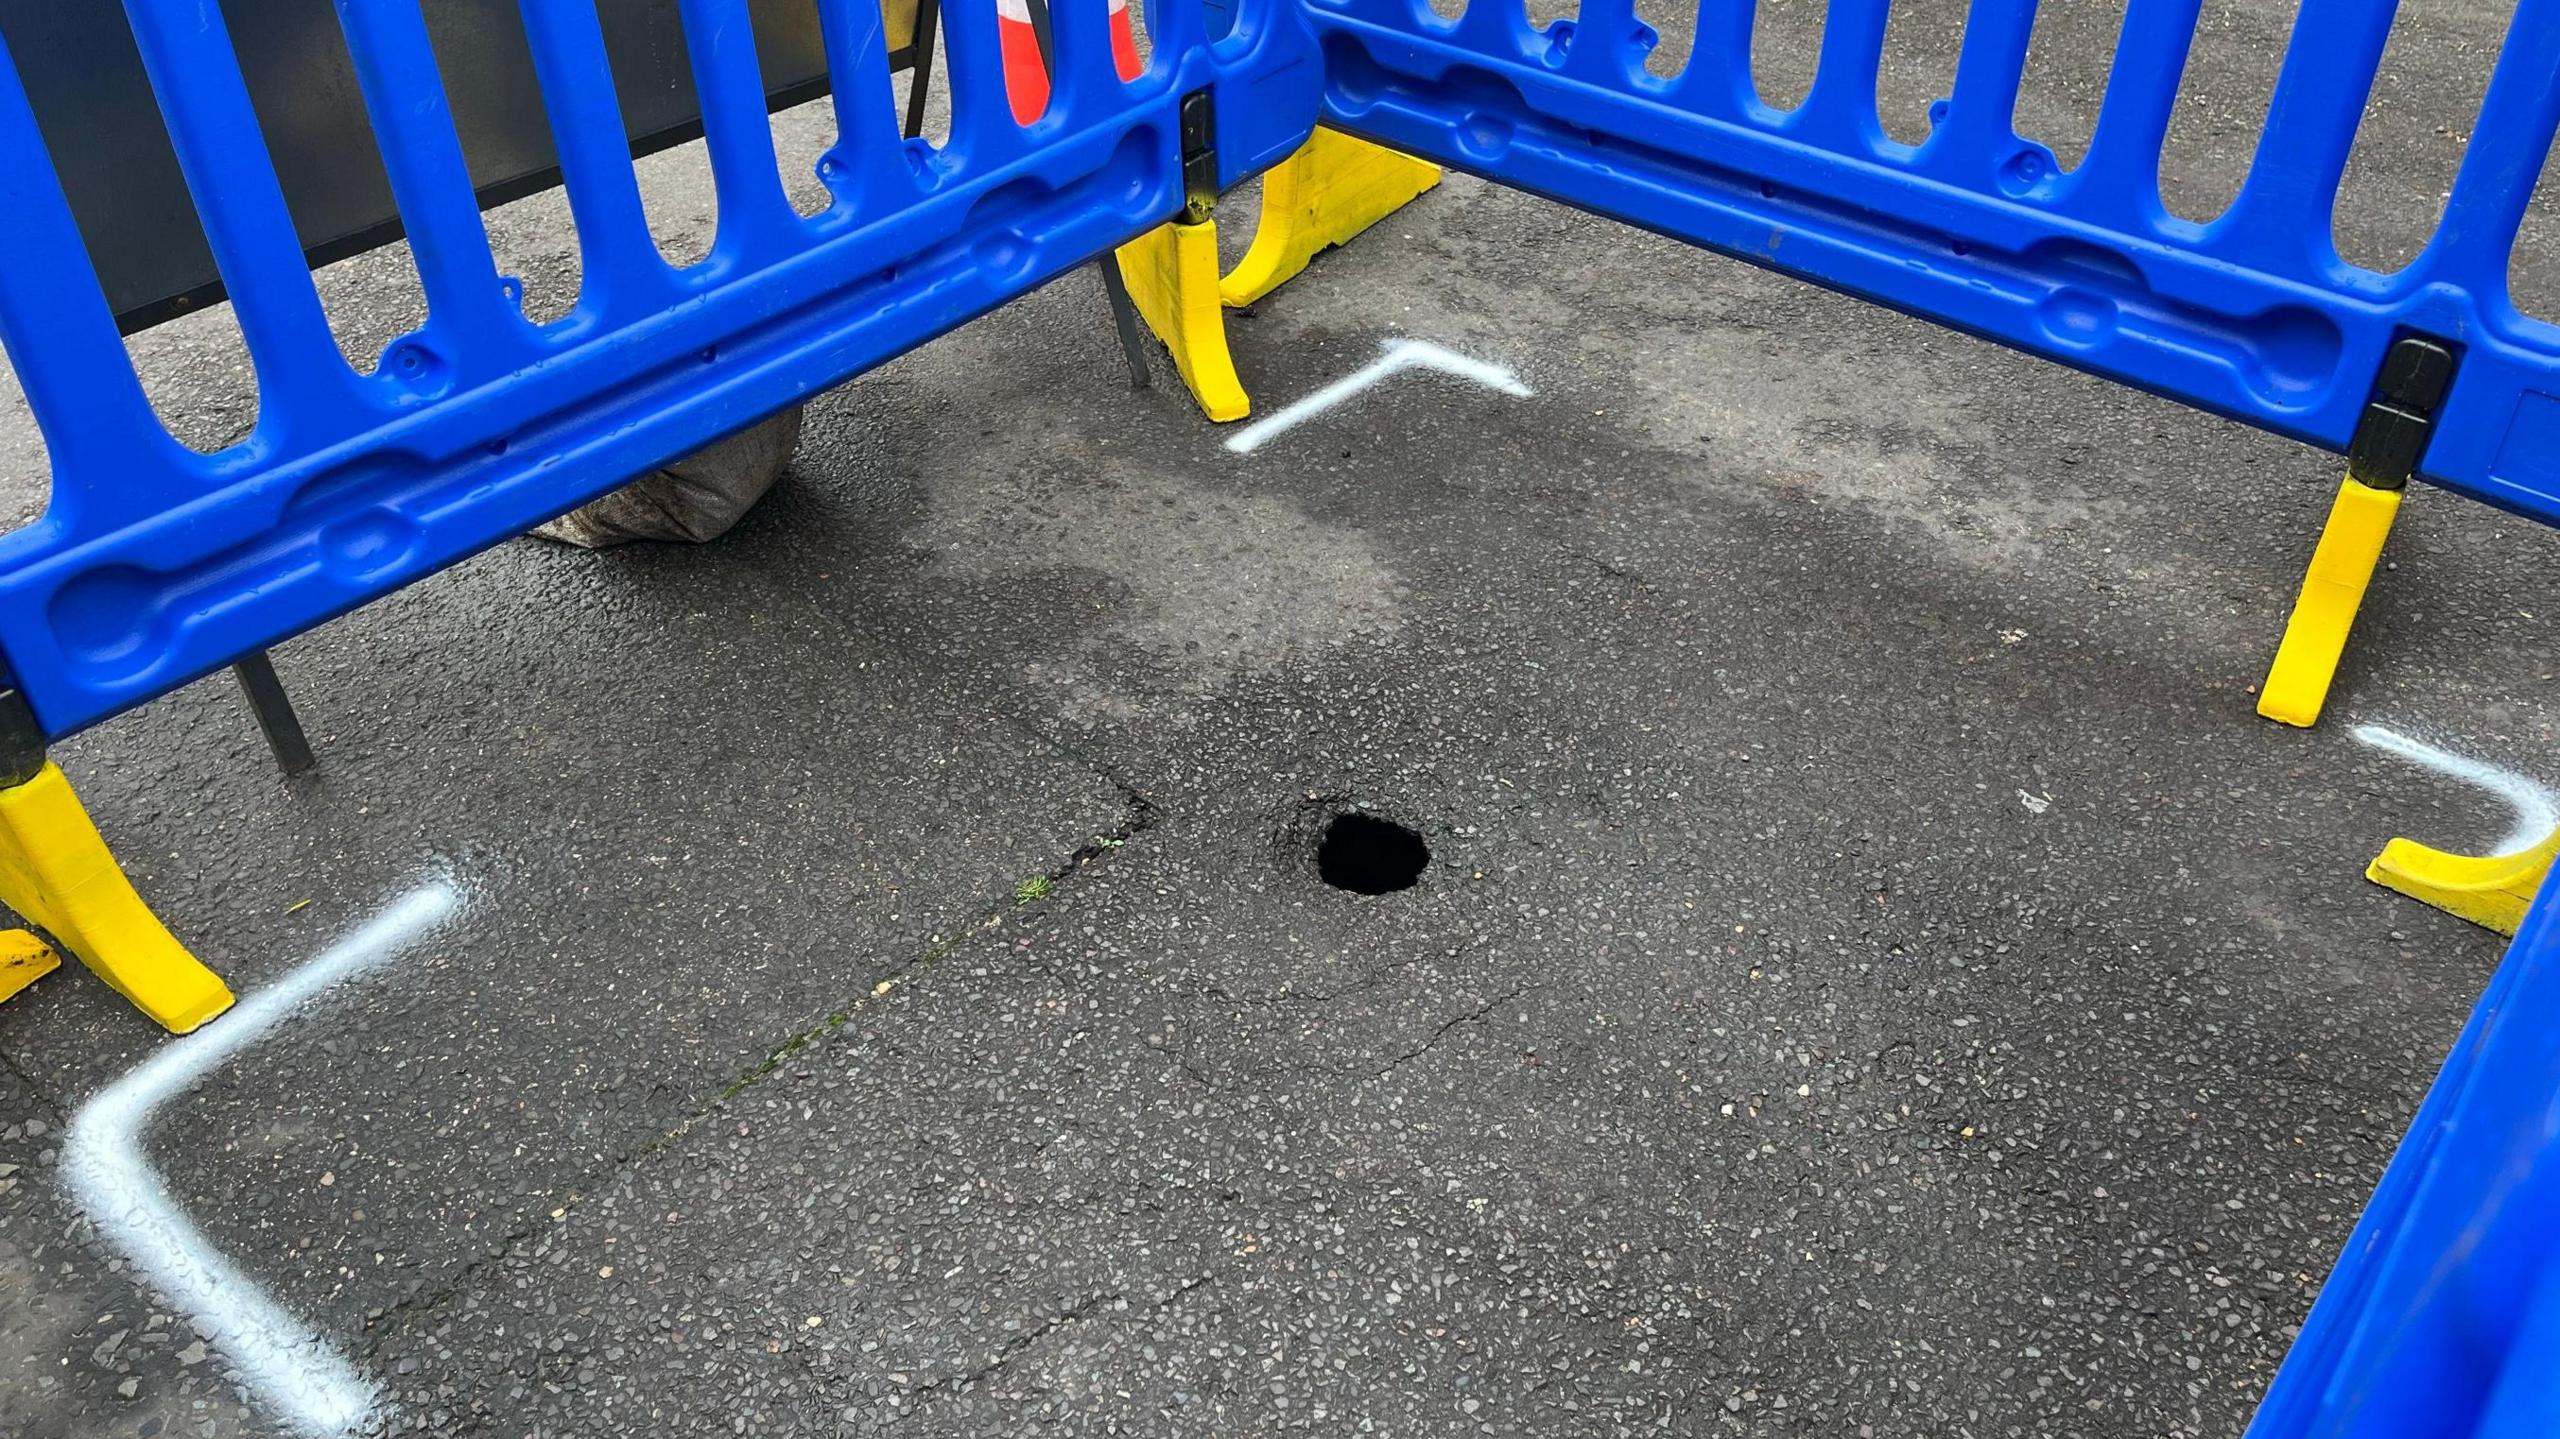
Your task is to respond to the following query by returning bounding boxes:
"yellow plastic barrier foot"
[1114,219,1250,422]
[0,929,58,1006]
[1220,130,1442,308]
[2368,828,2559,938]
[1115,131,1439,422]
[2258,474,2404,728]
[0,763,231,1031]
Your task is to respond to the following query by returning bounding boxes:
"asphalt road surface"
[4,2,2556,1436]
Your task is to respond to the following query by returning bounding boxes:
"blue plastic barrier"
[0,0,2553,1420]
[2246,866,2560,1439]
[0,0,1320,740]
[11,0,2554,740]
[1298,0,2560,521]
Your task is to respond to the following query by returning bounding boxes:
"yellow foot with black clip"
[1117,129,1440,422]
[0,741,231,1031]
[2368,828,2559,938]
[2256,336,2457,728]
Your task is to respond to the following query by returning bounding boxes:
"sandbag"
[531,406,803,548]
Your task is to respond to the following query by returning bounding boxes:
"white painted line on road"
[1224,338,1532,456]
[2353,724,2560,854]
[64,879,464,1439]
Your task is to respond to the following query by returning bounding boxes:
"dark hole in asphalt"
[1317,813,1429,894]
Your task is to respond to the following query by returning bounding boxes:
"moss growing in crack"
[1015,874,1054,905]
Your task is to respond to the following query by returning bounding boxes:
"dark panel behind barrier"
[0,0,886,333]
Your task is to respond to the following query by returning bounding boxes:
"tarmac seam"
[1161,976,1543,1093]
[353,786,1160,1362]
[902,1271,1219,1406]
[1195,950,1437,1010]
[1372,978,1537,1078]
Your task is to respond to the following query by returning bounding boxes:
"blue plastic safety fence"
[0,0,1320,741]
[2245,866,2560,1439]
[1298,0,2560,519]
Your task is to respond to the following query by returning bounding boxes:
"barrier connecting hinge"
[2347,334,2459,491]
[1179,88,1217,224]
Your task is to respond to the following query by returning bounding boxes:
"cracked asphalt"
[6,1,2560,1436]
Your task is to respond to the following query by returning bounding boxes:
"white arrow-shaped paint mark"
[1224,338,1533,456]
[64,879,463,1438]
[2352,724,2560,854]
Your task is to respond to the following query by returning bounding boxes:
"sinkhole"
[1316,812,1430,895]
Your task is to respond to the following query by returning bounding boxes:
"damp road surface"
[6,3,2560,1437]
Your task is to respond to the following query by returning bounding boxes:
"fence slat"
[516,0,682,316]
[1792,0,1891,146]
[2418,0,2560,287]
[0,42,179,505]
[333,0,525,369]
[811,0,912,210]
[936,0,1023,160]
[1667,0,1757,120]
[123,0,363,434]
[1063,0,1130,124]
[1918,0,2038,186]
[2217,0,2398,273]
[676,0,804,259]
[2071,0,2202,227]
[1559,0,1643,87]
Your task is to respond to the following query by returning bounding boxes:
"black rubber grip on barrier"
[2348,335,2458,490]
[1180,89,1217,223]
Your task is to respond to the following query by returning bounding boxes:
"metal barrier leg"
[1096,253,1154,390]
[2368,828,2559,938]
[232,650,316,776]
[1008,0,1150,391]
[1114,217,1251,421]
[0,735,232,1030]
[2257,474,2403,727]
[1221,129,1440,308]
[902,0,940,140]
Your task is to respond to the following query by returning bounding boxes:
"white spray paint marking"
[64,880,463,1438]
[2352,724,2560,854]
[1224,339,1532,456]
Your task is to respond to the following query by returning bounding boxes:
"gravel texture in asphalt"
[3,2,2556,1435]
